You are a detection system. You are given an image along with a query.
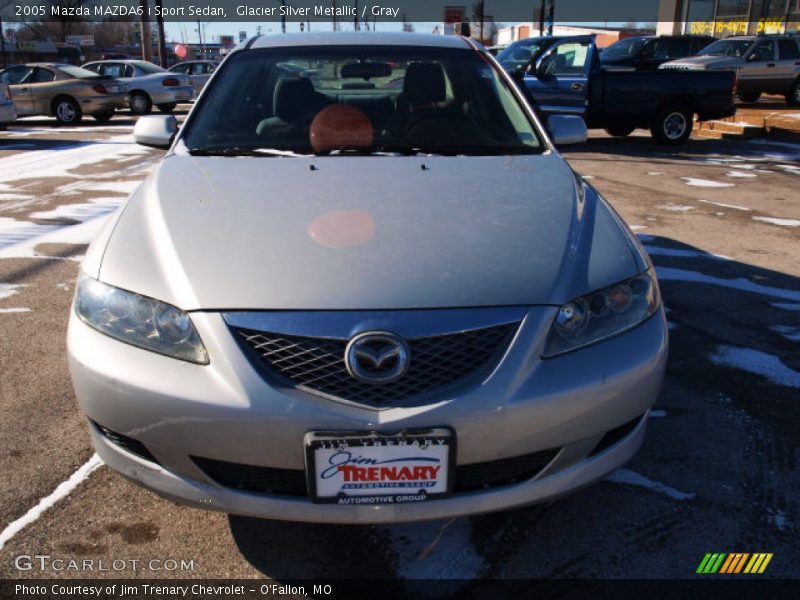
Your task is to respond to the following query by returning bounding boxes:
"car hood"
[95,153,644,310]
[662,55,741,69]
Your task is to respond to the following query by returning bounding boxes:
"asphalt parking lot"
[0,107,798,585]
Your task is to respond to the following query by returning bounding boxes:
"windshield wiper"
[188,146,310,157]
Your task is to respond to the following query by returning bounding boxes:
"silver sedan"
[82,60,193,114]
[68,33,667,524]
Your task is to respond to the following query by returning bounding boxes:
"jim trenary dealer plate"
[304,428,455,504]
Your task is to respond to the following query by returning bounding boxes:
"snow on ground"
[752,216,800,227]
[771,302,800,311]
[657,203,695,212]
[642,245,730,261]
[655,267,800,302]
[0,307,31,313]
[606,469,695,501]
[698,199,751,211]
[0,282,25,300]
[681,177,734,188]
[710,346,800,388]
[725,170,757,178]
[770,326,800,342]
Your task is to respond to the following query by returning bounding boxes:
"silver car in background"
[82,59,193,114]
[661,35,800,105]
[68,33,668,524]
[168,60,219,98]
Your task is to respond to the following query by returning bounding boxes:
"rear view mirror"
[547,115,588,146]
[340,62,392,79]
[134,115,177,148]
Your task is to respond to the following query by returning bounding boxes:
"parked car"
[0,83,17,127]
[599,35,715,70]
[498,35,736,143]
[0,63,126,125]
[82,60,193,114]
[661,35,800,105]
[68,32,668,524]
[168,60,219,98]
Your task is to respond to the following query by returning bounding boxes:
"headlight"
[75,275,208,364]
[543,268,661,358]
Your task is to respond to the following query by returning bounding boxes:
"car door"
[523,36,593,117]
[27,67,58,114]
[776,39,800,92]
[0,66,35,113]
[190,63,209,95]
[740,39,777,92]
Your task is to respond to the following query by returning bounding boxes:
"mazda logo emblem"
[345,332,410,384]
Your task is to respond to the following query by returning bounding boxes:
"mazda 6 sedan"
[68,32,668,523]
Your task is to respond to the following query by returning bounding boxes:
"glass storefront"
[685,0,799,36]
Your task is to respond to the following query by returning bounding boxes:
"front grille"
[192,448,559,498]
[234,323,518,407]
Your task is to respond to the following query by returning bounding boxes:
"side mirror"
[134,115,177,148]
[547,115,588,146]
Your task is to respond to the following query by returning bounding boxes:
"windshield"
[182,46,543,157]
[134,61,167,73]
[697,39,753,57]
[496,38,546,71]
[56,65,101,79]
[600,37,648,61]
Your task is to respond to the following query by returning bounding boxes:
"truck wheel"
[650,107,693,145]
[605,126,635,137]
[738,92,761,103]
[787,80,800,107]
[129,92,152,115]
[53,96,82,126]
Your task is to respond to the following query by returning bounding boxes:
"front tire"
[156,102,177,113]
[92,110,114,123]
[53,97,82,126]
[737,92,761,103]
[787,80,800,107]
[650,106,692,145]
[605,125,636,137]
[129,92,152,115]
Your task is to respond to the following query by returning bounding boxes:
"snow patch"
[752,216,800,227]
[656,267,800,302]
[681,177,734,188]
[710,345,800,388]
[725,170,757,178]
[606,468,695,501]
[0,307,31,313]
[698,199,751,211]
[657,203,695,212]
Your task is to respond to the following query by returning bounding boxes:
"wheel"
[737,92,761,103]
[53,96,82,125]
[605,125,635,137]
[92,110,114,123]
[156,102,177,113]
[129,92,152,115]
[650,106,693,145]
[787,80,800,107]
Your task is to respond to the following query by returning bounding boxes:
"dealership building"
[657,0,800,36]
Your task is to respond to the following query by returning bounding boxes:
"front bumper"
[68,307,668,523]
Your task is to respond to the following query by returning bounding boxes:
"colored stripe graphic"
[700,552,773,574]
[697,553,727,573]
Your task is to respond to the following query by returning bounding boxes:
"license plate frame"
[304,428,455,505]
